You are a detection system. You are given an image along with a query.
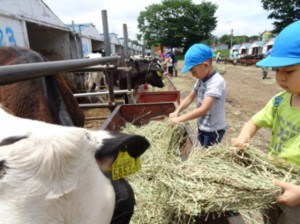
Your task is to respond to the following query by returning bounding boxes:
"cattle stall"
[1,0,147,114]
[0,0,77,59]
[0,0,110,60]
[0,48,141,128]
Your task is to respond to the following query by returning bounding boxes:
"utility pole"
[230,29,233,49]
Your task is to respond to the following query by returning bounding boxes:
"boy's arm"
[169,89,196,118]
[233,119,260,148]
[275,180,300,207]
[170,95,215,123]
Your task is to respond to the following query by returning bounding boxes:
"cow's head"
[0,106,149,224]
[137,58,164,88]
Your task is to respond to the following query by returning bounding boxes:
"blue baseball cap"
[257,20,300,68]
[181,43,215,73]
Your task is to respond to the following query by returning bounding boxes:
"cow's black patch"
[0,135,28,146]
[95,133,150,161]
[0,161,8,179]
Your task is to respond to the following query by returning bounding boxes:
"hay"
[121,119,300,224]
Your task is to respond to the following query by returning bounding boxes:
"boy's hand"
[169,116,180,125]
[231,135,250,148]
[275,180,300,207]
[169,111,179,119]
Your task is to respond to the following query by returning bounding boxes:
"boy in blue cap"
[169,43,227,148]
[233,20,300,224]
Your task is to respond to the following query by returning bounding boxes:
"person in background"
[165,52,173,77]
[216,51,222,63]
[262,48,272,79]
[161,49,168,74]
[170,49,178,77]
[232,50,239,66]
[233,20,300,224]
[161,49,166,61]
[169,43,227,148]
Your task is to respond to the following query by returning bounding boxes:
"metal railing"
[0,56,136,108]
[0,56,120,85]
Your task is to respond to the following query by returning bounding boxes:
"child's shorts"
[197,129,225,148]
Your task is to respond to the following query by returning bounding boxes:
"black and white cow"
[112,57,165,103]
[116,57,164,90]
[0,106,150,224]
[84,53,107,102]
[0,46,147,224]
[83,56,165,103]
[84,56,164,91]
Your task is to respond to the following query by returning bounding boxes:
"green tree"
[203,35,219,46]
[137,0,217,52]
[261,0,300,33]
[219,34,231,46]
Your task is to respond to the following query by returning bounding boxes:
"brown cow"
[0,46,85,127]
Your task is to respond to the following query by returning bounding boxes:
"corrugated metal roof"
[264,37,276,45]
[239,43,251,50]
[0,0,69,31]
[66,23,103,41]
[99,33,122,45]
[250,40,265,47]
[232,44,240,49]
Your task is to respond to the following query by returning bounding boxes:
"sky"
[43,0,274,40]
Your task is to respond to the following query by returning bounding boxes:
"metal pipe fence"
[0,55,136,109]
[73,89,133,98]
[0,56,119,85]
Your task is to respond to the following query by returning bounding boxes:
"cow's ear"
[95,133,150,167]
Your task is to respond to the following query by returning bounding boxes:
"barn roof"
[240,43,251,49]
[264,37,276,46]
[232,44,240,50]
[66,23,103,41]
[99,33,122,45]
[250,40,265,48]
[0,0,69,32]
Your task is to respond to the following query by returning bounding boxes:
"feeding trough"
[137,90,180,104]
[101,102,193,157]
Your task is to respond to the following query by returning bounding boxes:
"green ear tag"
[111,151,141,180]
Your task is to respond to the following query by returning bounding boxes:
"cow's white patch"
[0,107,115,224]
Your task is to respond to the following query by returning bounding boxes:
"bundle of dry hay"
[122,119,300,224]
